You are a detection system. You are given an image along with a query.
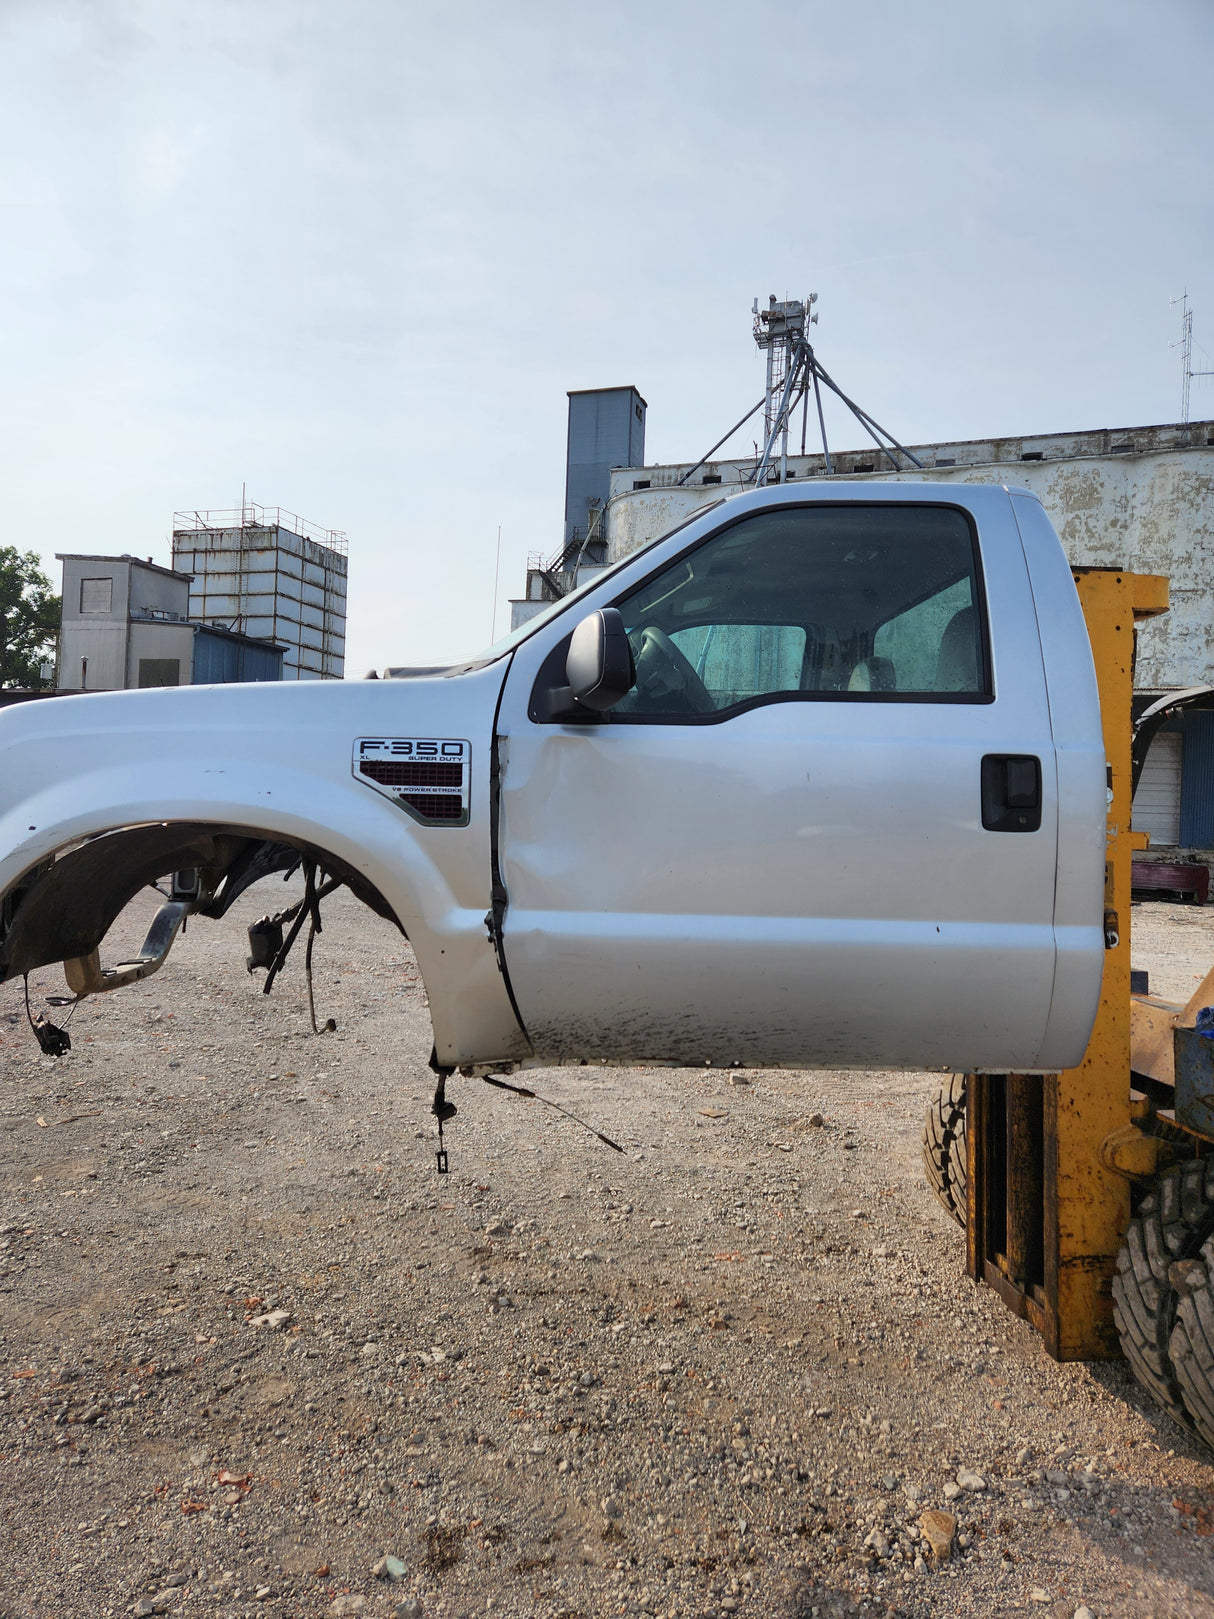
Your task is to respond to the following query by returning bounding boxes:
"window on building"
[80,577,113,614]
[137,658,181,688]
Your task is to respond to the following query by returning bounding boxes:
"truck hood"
[0,663,510,980]
[0,668,502,780]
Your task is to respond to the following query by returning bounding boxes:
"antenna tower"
[678,293,922,488]
[1171,291,1214,429]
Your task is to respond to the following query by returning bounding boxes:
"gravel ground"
[2,883,1214,1619]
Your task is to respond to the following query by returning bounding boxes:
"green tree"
[0,548,60,689]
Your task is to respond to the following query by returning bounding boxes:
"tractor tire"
[1170,1231,1214,1451]
[922,1075,967,1228]
[1112,1159,1214,1436]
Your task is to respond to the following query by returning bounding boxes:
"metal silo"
[564,386,647,562]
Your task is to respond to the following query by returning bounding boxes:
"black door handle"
[981,754,1042,832]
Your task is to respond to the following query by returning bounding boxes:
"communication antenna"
[1171,291,1214,428]
[490,524,502,641]
[678,294,923,487]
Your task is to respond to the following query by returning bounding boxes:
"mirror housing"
[543,608,635,721]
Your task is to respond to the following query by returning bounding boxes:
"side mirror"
[543,608,636,720]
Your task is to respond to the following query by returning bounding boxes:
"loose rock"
[248,1307,291,1331]
[918,1510,956,1560]
[864,1528,891,1558]
[373,1554,407,1581]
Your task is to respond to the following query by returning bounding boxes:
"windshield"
[462,499,727,667]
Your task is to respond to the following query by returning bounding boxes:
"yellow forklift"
[922,568,1214,1450]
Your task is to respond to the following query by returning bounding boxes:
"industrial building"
[512,387,646,626]
[171,503,347,680]
[562,386,646,564]
[513,373,1214,857]
[56,553,284,691]
[602,419,1214,853]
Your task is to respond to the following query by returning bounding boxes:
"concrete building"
[171,504,347,680]
[604,420,1214,690]
[600,418,1214,853]
[57,554,284,691]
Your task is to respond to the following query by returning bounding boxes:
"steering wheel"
[632,625,716,714]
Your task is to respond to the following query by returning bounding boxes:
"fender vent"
[394,792,464,821]
[359,760,463,789]
[352,739,471,827]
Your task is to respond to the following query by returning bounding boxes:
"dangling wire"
[303,915,334,1034]
[295,860,335,1034]
[261,860,341,998]
[480,1073,625,1153]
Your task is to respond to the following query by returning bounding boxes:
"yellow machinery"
[957,569,1214,1445]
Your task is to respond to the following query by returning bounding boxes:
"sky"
[2,0,1212,673]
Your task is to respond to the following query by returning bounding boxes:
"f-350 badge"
[353,738,471,827]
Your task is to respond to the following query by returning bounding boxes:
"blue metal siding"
[191,629,284,684]
[1179,710,1214,848]
[564,387,647,549]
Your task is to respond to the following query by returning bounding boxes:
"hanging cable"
[259,864,342,996]
[249,858,340,1031]
[304,913,335,1034]
[480,1073,625,1153]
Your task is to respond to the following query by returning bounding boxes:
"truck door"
[495,489,1090,1073]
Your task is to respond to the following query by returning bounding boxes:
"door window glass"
[668,623,807,709]
[873,577,975,692]
[612,503,987,718]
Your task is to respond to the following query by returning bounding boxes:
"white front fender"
[0,673,528,1067]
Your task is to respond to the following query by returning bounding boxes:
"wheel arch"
[0,819,403,984]
[0,765,526,1067]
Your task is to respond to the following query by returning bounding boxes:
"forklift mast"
[966,569,1175,1359]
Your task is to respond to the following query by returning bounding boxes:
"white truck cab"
[0,482,1106,1075]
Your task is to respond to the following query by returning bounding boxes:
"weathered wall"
[58,557,132,690]
[58,556,199,690]
[172,524,347,680]
[879,450,1212,690]
[606,425,1214,691]
[127,564,191,620]
[126,621,194,687]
